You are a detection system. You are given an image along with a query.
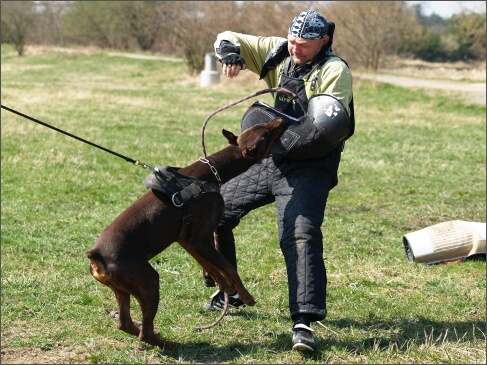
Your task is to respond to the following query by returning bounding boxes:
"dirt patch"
[355,72,486,106]
[381,57,486,82]
[1,346,90,364]
[355,58,486,106]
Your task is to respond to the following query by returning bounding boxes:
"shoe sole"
[292,342,315,352]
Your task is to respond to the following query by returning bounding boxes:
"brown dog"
[86,117,285,349]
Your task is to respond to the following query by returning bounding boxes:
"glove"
[216,40,246,68]
[221,53,246,66]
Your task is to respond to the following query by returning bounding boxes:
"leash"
[3,87,301,169]
[3,91,288,331]
[1,104,156,172]
[200,87,304,157]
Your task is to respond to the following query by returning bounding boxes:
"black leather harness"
[143,165,220,239]
[143,165,220,207]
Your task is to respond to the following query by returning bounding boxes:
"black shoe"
[292,324,316,352]
[202,290,245,311]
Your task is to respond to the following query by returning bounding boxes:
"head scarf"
[288,10,329,39]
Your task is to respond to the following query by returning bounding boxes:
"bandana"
[288,10,328,39]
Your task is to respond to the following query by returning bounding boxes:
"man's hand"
[217,40,246,78]
[222,62,246,78]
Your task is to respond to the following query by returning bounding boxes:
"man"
[203,10,355,352]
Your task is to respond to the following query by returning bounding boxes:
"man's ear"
[222,129,238,145]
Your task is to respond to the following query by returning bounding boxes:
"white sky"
[406,1,486,18]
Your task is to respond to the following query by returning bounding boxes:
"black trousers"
[214,146,342,322]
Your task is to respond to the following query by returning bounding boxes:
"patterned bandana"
[288,10,328,39]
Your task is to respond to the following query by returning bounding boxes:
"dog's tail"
[86,250,110,284]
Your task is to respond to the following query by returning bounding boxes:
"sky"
[406,1,486,18]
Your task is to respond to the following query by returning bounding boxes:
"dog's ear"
[222,129,238,145]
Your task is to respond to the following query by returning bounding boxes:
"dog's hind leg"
[113,289,141,337]
[126,262,179,349]
[104,260,178,349]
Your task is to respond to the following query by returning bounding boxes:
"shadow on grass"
[155,316,485,363]
[324,316,486,354]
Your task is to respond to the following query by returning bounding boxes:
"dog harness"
[143,165,221,240]
[143,165,220,207]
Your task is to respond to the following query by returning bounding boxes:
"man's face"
[287,35,329,66]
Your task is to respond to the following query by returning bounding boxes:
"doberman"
[86,117,285,349]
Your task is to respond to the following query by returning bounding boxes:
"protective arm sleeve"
[242,96,352,160]
[277,61,353,159]
[273,114,341,160]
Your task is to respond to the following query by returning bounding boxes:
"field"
[1,44,485,364]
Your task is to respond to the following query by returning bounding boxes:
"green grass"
[1,44,485,364]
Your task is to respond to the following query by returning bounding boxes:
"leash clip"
[134,160,155,172]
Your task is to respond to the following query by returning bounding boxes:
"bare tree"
[163,1,241,74]
[8,1,478,71]
[239,1,302,37]
[119,1,165,51]
[62,2,131,49]
[1,1,37,55]
[324,1,416,70]
[34,1,72,45]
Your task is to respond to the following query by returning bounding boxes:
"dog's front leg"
[182,245,235,294]
[181,241,255,306]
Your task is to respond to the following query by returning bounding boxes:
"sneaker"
[292,324,316,352]
[202,290,245,311]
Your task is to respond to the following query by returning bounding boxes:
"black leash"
[3,87,302,169]
[1,104,155,172]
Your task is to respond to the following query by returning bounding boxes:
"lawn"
[1,44,485,364]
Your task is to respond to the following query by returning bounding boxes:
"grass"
[1,44,485,364]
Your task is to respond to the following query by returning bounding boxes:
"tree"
[1,1,37,55]
[119,1,165,51]
[239,1,303,37]
[398,8,486,62]
[447,12,486,61]
[33,1,72,45]
[164,1,241,74]
[62,2,130,49]
[323,1,416,70]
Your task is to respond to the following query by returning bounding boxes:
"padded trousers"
[215,146,342,321]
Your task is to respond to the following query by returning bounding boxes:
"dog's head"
[222,117,285,160]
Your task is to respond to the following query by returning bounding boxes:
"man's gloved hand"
[217,40,246,68]
[221,53,246,67]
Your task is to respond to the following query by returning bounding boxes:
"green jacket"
[214,31,353,116]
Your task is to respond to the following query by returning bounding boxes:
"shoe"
[292,324,316,352]
[202,290,245,311]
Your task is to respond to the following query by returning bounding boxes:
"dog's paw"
[242,296,256,306]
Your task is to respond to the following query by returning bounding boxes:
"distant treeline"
[1,1,485,73]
